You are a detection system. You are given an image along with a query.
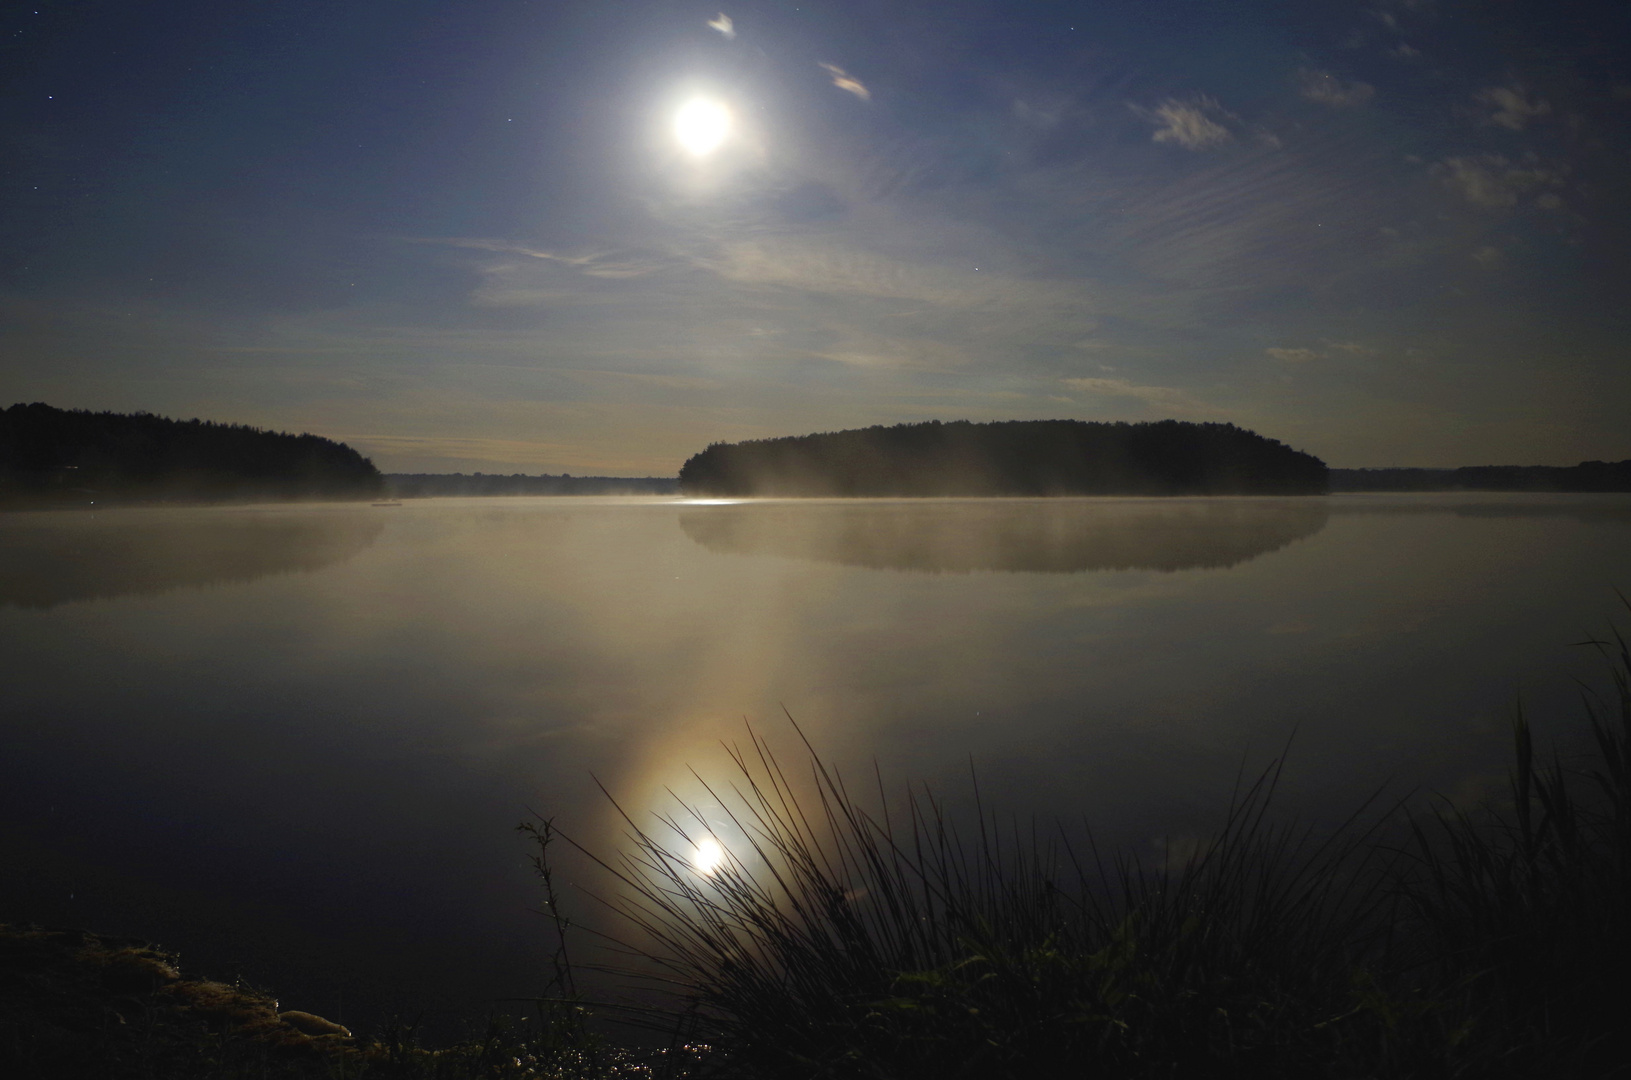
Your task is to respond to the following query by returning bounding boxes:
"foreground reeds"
[1393,621,1631,1077]
[7,615,1626,1078]
[548,608,1631,1079]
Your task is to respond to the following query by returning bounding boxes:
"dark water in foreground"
[2,495,1628,1031]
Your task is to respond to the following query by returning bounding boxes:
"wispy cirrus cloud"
[1431,154,1567,209]
[1475,84,1551,131]
[1133,97,1235,149]
[819,62,870,101]
[697,236,1089,313]
[1296,67,1375,107]
[1061,376,1204,411]
[1266,346,1321,362]
[407,237,677,280]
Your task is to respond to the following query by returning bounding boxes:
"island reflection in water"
[0,508,384,609]
[679,498,1330,574]
[3,493,1629,1040]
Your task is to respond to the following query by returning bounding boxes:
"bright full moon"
[674,98,731,157]
[693,836,726,874]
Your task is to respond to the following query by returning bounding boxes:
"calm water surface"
[2,495,1628,1029]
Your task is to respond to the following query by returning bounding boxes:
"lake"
[2,494,1628,1032]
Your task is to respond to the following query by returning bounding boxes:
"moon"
[693,836,726,874]
[674,98,731,157]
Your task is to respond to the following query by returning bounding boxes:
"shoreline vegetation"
[0,403,384,509]
[386,473,678,498]
[539,608,1630,1079]
[7,403,1630,508]
[1330,462,1631,493]
[679,420,1329,497]
[7,610,1628,1078]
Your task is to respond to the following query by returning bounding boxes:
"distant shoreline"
[385,472,679,497]
[10,482,1631,511]
[1330,462,1631,493]
[10,403,1627,504]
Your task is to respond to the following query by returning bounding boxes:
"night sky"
[3,0,1628,474]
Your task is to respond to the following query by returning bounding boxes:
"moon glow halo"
[674,98,731,157]
[693,836,726,874]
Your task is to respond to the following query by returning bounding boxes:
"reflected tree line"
[679,496,1631,574]
[7,492,1625,610]
[681,500,1331,573]
[0,513,384,609]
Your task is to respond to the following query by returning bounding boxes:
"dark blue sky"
[4,0,1628,471]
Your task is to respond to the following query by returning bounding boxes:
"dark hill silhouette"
[0,511,384,609]
[679,498,1330,574]
[0,403,384,507]
[678,420,1327,497]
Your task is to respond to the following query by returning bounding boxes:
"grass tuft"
[558,603,1631,1078]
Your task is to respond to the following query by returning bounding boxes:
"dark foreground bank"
[6,610,1628,1078]
[0,922,701,1079]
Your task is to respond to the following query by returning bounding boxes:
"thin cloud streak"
[697,237,1090,311]
[1296,68,1375,107]
[1061,377,1207,413]
[1134,97,1234,149]
[1475,84,1550,131]
[819,62,871,101]
[407,237,676,278]
[1431,155,1567,210]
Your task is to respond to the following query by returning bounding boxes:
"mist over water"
[679,498,1331,573]
[1,494,1628,1033]
[0,508,384,609]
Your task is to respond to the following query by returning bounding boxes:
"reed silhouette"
[552,605,1631,1077]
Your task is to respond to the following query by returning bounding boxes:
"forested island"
[678,420,1328,497]
[1331,462,1631,492]
[0,403,384,508]
[13,401,1623,508]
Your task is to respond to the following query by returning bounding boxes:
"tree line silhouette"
[678,419,1329,497]
[1331,462,1631,492]
[387,473,678,497]
[0,403,384,507]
